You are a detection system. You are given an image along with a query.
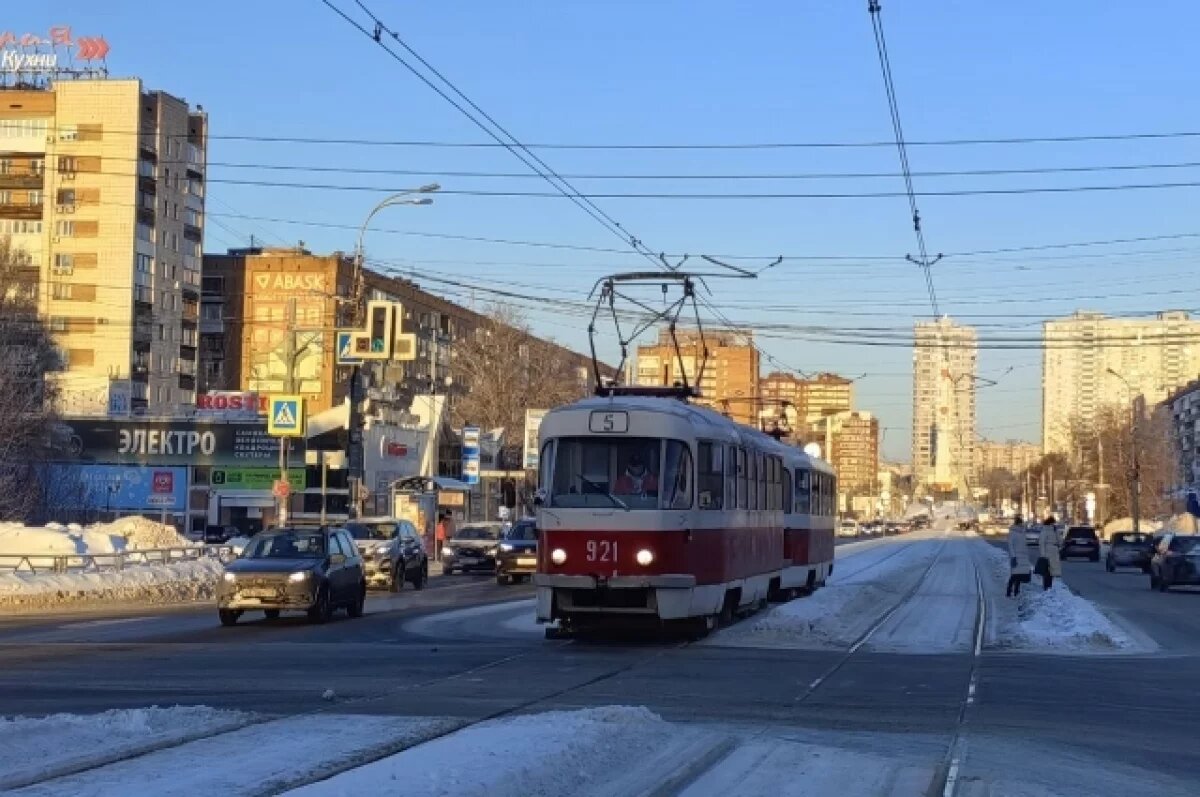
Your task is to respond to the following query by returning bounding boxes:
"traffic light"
[352,301,394,360]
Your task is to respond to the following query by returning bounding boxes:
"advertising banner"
[47,464,188,512]
[462,426,480,485]
[210,467,304,492]
[523,409,548,470]
[55,419,304,467]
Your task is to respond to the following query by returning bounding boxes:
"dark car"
[203,524,240,544]
[884,522,903,536]
[495,519,538,585]
[1150,534,1200,592]
[442,523,503,574]
[1106,532,1153,573]
[345,517,428,592]
[1060,526,1100,562]
[216,526,366,626]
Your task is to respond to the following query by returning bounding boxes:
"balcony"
[179,373,195,391]
[0,202,43,220]
[136,207,155,227]
[0,173,42,189]
[183,223,202,242]
[182,305,199,323]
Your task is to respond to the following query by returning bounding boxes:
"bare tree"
[0,237,62,521]
[980,467,1020,507]
[450,304,589,435]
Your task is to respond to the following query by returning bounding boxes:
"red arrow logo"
[76,37,109,61]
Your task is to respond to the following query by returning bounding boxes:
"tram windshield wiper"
[577,473,629,511]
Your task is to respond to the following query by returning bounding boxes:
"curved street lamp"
[353,183,439,318]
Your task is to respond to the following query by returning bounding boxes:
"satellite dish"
[803,442,822,459]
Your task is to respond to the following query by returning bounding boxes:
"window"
[747,450,758,510]
[55,220,74,237]
[0,190,10,204]
[53,253,74,275]
[67,349,94,367]
[549,437,663,510]
[328,533,346,556]
[795,468,812,515]
[735,447,747,509]
[58,124,78,141]
[136,254,153,273]
[56,188,76,206]
[158,324,166,341]
[50,282,73,300]
[48,316,68,332]
[201,304,222,321]
[782,466,793,512]
[697,441,724,510]
[28,190,41,206]
[58,156,76,174]
[661,441,693,510]
[0,158,9,174]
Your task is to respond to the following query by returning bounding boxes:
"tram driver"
[614,451,659,497]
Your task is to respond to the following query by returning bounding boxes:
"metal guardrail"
[0,545,235,575]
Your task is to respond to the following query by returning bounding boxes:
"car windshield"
[549,436,692,511]
[348,522,399,541]
[506,522,537,541]
[243,530,326,559]
[1113,533,1149,545]
[456,526,501,540]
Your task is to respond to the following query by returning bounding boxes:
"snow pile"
[287,706,668,797]
[105,516,193,550]
[1102,517,1163,538]
[1012,582,1135,651]
[0,523,124,558]
[0,706,252,791]
[0,558,224,611]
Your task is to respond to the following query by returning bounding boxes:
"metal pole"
[1131,401,1141,533]
[279,298,296,526]
[320,452,328,526]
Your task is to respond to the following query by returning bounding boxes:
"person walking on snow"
[1036,516,1063,590]
[1006,514,1032,597]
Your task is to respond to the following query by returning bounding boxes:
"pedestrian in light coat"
[1036,517,1063,590]
[1006,515,1032,597]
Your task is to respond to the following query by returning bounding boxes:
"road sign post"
[267,395,306,524]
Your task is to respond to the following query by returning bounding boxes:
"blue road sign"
[268,395,305,437]
[462,426,481,485]
[336,331,362,366]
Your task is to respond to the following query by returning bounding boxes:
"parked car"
[1060,526,1100,561]
[443,523,505,574]
[204,524,240,544]
[837,520,859,538]
[884,521,904,536]
[1106,532,1153,573]
[216,526,366,626]
[1025,524,1042,546]
[345,517,428,592]
[911,516,930,530]
[1150,534,1200,592]
[495,518,538,584]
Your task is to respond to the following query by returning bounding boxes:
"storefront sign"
[58,419,305,467]
[211,467,304,492]
[0,26,109,77]
[195,391,268,417]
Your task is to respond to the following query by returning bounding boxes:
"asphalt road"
[2,538,1198,795]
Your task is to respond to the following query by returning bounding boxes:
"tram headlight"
[550,548,567,565]
[635,548,654,566]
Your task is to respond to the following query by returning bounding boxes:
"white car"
[837,520,859,538]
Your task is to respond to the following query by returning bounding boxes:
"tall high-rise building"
[0,78,207,415]
[912,318,978,493]
[1043,311,1200,454]
[634,329,759,425]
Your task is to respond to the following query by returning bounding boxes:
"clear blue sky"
[19,1,1200,459]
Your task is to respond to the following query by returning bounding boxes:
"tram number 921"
[586,540,618,563]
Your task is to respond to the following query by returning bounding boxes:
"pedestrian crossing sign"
[336,330,362,366]
[267,395,305,437]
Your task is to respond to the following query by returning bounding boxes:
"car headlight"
[551,548,567,565]
[288,571,311,583]
[222,572,236,583]
[499,543,514,552]
[375,545,392,556]
[442,547,454,557]
[636,549,654,566]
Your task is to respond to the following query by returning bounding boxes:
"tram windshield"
[549,437,692,510]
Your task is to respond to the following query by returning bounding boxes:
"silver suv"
[345,517,429,591]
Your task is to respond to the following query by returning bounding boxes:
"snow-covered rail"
[0,545,234,574]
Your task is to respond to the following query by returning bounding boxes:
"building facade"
[0,78,207,415]
[634,329,760,425]
[913,317,978,494]
[805,410,880,495]
[975,439,1041,481]
[1167,380,1200,496]
[1043,311,1200,455]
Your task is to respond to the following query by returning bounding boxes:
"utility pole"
[278,297,297,525]
[1131,400,1141,533]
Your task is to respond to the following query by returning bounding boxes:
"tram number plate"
[586,540,618,563]
[589,411,628,433]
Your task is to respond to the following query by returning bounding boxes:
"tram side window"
[756,452,767,510]
[747,451,757,510]
[813,471,825,516]
[538,441,554,493]
[782,466,793,512]
[769,457,782,511]
[735,447,747,509]
[698,442,724,510]
[661,440,694,510]
[795,468,811,515]
[829,474,837,515]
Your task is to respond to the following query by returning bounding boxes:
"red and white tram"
[534,395,837,634]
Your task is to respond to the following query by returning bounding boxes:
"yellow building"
[0,78,207,414]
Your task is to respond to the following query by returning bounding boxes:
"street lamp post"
[1106,368,1141,532]
[347,185,439,518]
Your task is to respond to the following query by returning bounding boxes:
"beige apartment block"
[1042,311,1200,455]
[0,78,207,415]
[634,328,760,425]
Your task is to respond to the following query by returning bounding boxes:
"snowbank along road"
[1,525,1198,796]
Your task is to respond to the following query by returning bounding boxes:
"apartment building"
[1043,311,1200,454]
[975,439,1041,481]
[0,78,207,414]
[805,410,880,494]
[634,329,760,425]
[913,317,978,494]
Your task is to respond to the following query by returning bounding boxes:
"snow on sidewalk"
[0,559,224,612]
[977,537,1140,652]
[0,706,252,791]
[705,537,943,650]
